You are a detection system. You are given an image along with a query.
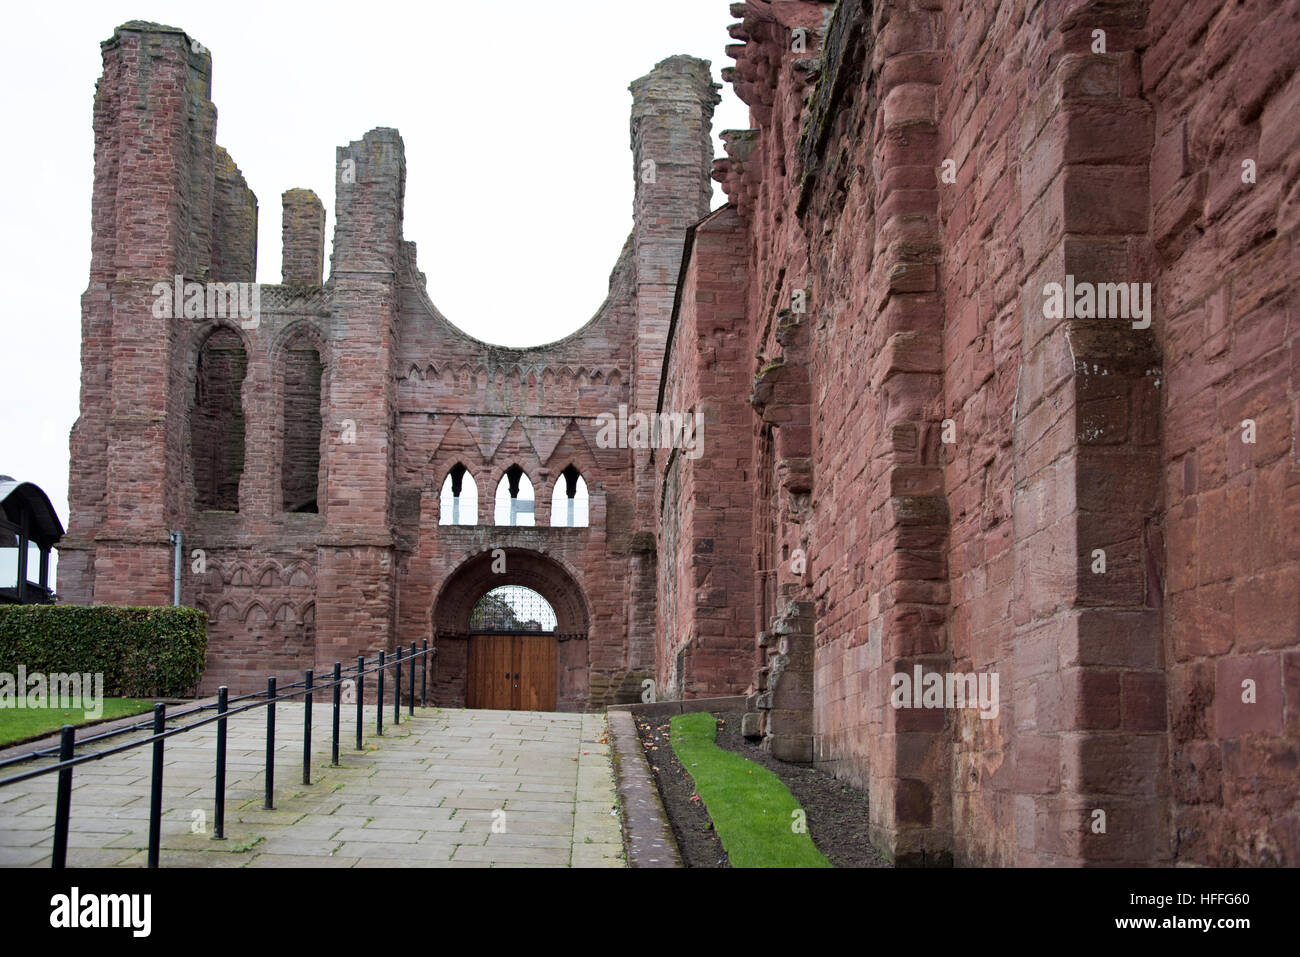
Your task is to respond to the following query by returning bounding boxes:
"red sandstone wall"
[1145,0,1300,865]
[655,207,755,699]
[717,0,955,862]
[191,547,318,693]
[684,0,1299,865]
[802,1,956,862]
[934,0,1025,867]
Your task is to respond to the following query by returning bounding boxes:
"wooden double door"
[466,633,557,711]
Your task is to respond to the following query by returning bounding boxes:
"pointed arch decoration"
[440,463,479,526]
[549,464,589,527]
[494,465,536,526]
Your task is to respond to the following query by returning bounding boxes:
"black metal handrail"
[0,640,435,868]
[0,641,430,772]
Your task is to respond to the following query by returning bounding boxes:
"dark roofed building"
[0,475,64,604]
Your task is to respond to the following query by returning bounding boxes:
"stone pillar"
[64,22,224,605]
[316,128,405,664]
[212,146,258,282]
[862,0,952,866]
[281,188,325,286]
[1013,2,1168,866]
[628,55,721,701]
[628,56,720,519]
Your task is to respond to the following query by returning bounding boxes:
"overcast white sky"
[0,0,749,570]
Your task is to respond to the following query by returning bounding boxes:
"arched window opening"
[281,334,323,513]
[469,585,557,633]
[194,327,247,511]
[549,465,589,527]
[439,464,479,526]
[494,465,535,526]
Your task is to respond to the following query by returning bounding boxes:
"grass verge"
[0,698,156,747]
[670,711,830,868]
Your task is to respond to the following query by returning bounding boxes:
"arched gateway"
[431,549,590,712]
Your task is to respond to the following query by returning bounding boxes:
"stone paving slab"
[0,704,624,868]
[606,710,682,867]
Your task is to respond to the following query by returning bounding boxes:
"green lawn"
[670,711,831,868]
[0,698,156,747]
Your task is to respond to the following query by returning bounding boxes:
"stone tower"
[63,23,258,608]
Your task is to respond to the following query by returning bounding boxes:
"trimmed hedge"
[0,605,208,698]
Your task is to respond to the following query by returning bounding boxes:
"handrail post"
[213,686,228,840]
[302,668,313,786]
[51,725,75,868]
[408,644,415,717]
[264,677,276,809]
[395,649,402,726]
[421,639,428,709]
[376,651,385,737]
[331,662,342,767]
[147,703,166,868]
[355,655,364,751]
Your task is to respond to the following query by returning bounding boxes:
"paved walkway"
[0,705,624,868]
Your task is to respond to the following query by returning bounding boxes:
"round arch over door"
[432,549,590,711]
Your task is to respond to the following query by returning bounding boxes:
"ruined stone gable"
[62,22,719,712]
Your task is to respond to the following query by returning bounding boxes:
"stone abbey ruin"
[64,1,1299,866]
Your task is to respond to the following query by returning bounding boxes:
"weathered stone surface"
[657,0,1298,868]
